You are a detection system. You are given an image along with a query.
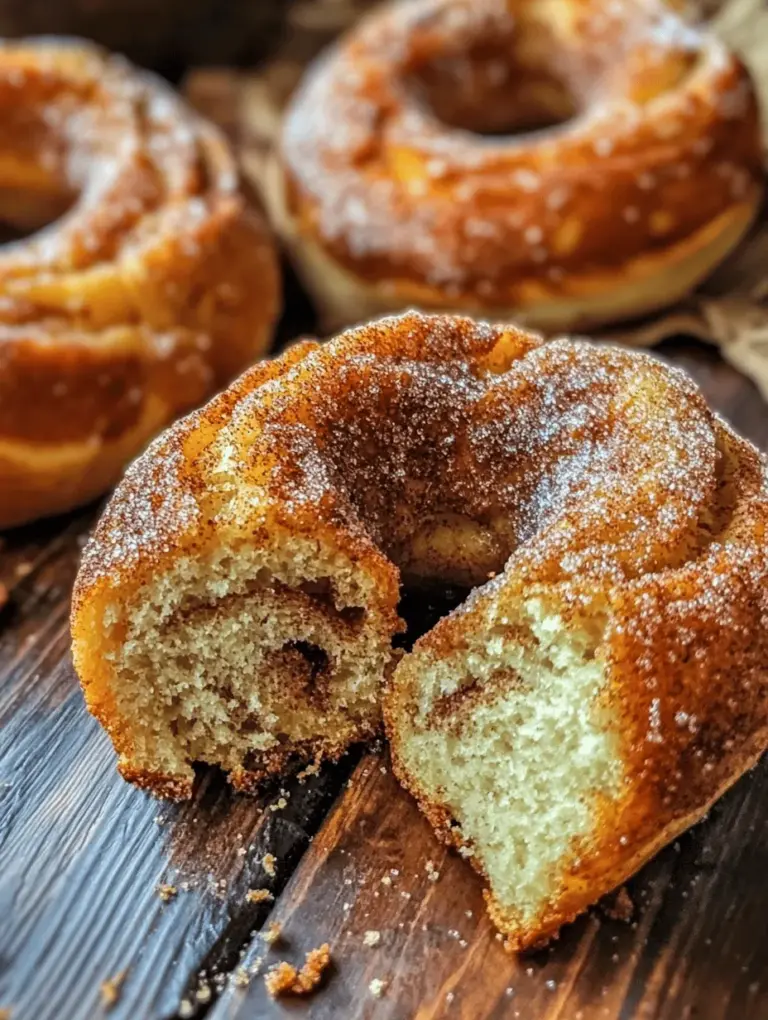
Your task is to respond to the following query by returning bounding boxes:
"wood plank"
[211,751,768,1020]
[206,345,768,1020]
[0,514,352,1020]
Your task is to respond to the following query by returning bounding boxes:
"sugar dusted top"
[280,0,762,301]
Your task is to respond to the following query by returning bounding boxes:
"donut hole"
[0,183,75,243]
[0,106,78,242]
[406,18,581,139]
[410,58,579,137]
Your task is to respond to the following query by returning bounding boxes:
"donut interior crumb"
[264,944,331,998]
[390,596,620,932]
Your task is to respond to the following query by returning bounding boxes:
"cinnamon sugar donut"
[72,311,768,951]
[0,39,280,529]
[271,0,763,331]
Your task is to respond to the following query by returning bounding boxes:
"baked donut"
[0,38,280,529]
[271,0,763,332]
[72,311,768,950]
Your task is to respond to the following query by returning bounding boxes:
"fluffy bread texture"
[72,312,768,947]
[72,343,401,797]
[386,423,768,949]
[274,0,762,332]
[0,38,280,528]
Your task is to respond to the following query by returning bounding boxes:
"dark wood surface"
[1,335,768,1020]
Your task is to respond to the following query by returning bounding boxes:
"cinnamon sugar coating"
[0,38,280,528]
[275,0,762,330]
[72,312,768,947]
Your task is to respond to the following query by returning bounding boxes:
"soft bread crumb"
[98,538,391,790]
[246,888,274,904]
[100,969,128,1009]
[156,884,177,902]
[264,944,331,997]
[362,930,381,947]
[390,596,620,938]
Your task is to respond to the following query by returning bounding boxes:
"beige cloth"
[186,0,768,397]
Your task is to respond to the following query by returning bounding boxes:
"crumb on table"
[264,943,331,998]
[363,930,381,947]
[602,886,634,922]
[262,853,277,877]
[246,888,274,904]
[369,978,387,998]
[234,967,250,988]
[100,969,128,1009]
[156,884,177,902]
[297,761,320,783]
[263,921,282,945]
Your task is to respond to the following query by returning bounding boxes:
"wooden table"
[1,324,768,1020]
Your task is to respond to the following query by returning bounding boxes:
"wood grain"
[0,507,352,1020]
[211,751,768,1020]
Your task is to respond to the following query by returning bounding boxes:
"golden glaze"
[0,38,280,528]
[277,0,762,329]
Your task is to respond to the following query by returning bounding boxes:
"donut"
[71,311,768,950]
[0,39,280,529]
[270,0,763,332]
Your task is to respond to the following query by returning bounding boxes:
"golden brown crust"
[0,38,280,528]
[384,370,768,948]
[276,0,762,330]
[73,311,768,948]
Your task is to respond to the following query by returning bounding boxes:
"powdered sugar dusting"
[280,0,761,303]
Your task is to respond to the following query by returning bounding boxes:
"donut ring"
[72,311,768,951]
[272,0,763,331]
[0,39,280,529]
